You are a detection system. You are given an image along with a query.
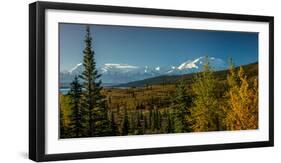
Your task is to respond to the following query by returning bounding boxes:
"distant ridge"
[114,62,258,88]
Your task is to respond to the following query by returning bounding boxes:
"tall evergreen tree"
[153,109,161,131]
[148,109,153,129]
[155,109,162,132]
[144,114,148,129]
[121,108,130,135]
[80,25,111,136]
[93,100,113,136]
[167,111,175,133]
[68,76,84,137]
[129,113,136,134]
[136,111,145,135]
[109,111,119,136]
[170,79,192,133]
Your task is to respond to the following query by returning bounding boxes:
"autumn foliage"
[224,60,258,130]
[59,26,258,138]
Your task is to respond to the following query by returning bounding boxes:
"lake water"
[59,88,70,95]
[59,86,131,95]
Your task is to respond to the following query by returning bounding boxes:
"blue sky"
[59,23,258,71]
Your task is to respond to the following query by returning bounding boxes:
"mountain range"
[60,57,227,86]
[115,62,258,88]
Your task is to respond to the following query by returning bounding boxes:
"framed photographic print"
[29,1,274,162]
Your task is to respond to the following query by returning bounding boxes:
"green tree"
[136,111,145,135]
[153,109,161,131]
[144,114,148,129]
[121,108,130,135]
[170,79,192,133]
[80,25,111,136]
[109,111,119,136]
[129,113,136,134]
[148,109,153,129]
[167,111,175,133]
[92,100,112,136]
[190,57,221,132]
[68,76,84,137]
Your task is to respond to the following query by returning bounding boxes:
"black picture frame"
[29,1,274,162]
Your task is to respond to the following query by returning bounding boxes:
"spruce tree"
[93,100,113,136]
[109,111,118,136]
[171,79,192,133]
[153,109,160,131]
[144,114,148,130]
[167,112,174,133]
[153,109,162,132]
[135,111,143,135]
[68,76,84,137]
[80,25,111,136]
[136,111,145,135]
[148,109,153,129]
[129,113,136,134]
[121,108,130,135]
[158,110,162,130]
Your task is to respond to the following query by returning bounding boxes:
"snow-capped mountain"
[101,63,139,73]
[168,57,226,74]
[178,57,225,70]
[69,63,83,74]
[60,57,227,86]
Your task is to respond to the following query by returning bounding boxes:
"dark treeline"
[60,26,258,138]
